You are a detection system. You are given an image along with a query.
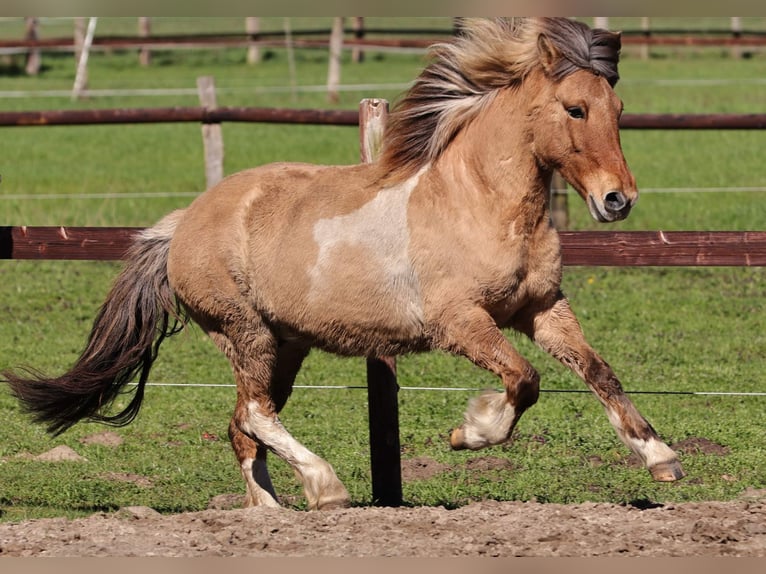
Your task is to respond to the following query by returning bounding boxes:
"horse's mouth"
[587,193,633,223]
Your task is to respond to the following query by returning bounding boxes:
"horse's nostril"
[604,191,627,213]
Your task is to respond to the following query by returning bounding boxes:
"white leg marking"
[240,456,281,508]
[243,401,349,509]
[459,391,517,449]
[605,407,677,467]
[625,436,679,468]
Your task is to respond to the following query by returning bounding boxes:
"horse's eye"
[567,106,585,119]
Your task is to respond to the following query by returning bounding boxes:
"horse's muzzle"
[588,190,634,223]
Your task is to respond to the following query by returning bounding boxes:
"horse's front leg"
[515,293,685,482]
[436,307,541,450]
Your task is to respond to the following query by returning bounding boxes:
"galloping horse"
[5,18,685,510]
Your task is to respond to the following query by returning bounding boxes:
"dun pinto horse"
[4,18,685,510]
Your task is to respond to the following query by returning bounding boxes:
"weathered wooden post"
[640,17,650,60]
[359,98,402,507]
[197,76,224,188]
[731,17,742,59]
[138,17,151,66]
[284,18,297,101]
[327,17,344,104]
[352,17,365,63]
[24,17,41,76]
[72,17,97,101]
[550,171,569,230]
[246,17,261,64]
[593,17,610,30]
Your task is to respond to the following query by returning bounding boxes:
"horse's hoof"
[314,495,351,511]
[649,459,686,482]
[449,427,467,450]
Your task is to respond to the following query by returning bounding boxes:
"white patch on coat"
[309,167,426,327]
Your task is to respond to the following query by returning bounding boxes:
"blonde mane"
[378,17,622,182]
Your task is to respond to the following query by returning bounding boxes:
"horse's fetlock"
[451,391,518,450]
[509,365,540,410]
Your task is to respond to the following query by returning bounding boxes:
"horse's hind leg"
[515,293,685,482]
[227,341,313,508]
[213,322,349,510]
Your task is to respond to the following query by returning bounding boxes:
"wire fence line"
[135,382,766,398]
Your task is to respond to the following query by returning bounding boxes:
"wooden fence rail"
[2,28,766,53]
[4,227,766,267]
[1,108,766,130]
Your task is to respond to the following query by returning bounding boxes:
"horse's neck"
[430,93,551,232]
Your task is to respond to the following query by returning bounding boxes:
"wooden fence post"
[138,17,151,66]
[550,171,569,230]
[246,17,261,64]
[283,18,297,102]
[359,98,402,507]
[640,17,650,60]
[352,17,365,63]
[731,17,742,59]
[72,17,97,101]
[24,17,41,75]
[197,76,224,188]
[593,17,610,29]
[327,17,344,104]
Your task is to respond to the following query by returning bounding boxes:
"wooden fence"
[2,99,766,505]
[4,17,766,98]
[3,18,766,54]
[4,227,766,267]
[2,108,766,130]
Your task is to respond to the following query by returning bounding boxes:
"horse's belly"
[282,248,426,355]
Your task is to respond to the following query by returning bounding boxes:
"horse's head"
[530,31,637,223]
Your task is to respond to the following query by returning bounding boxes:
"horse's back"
[166,162,426,354]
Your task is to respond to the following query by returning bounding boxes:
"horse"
[4,17,685,511]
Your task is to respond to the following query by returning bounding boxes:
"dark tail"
[3,210,188,436]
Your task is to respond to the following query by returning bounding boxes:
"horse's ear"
[537,34,559,74]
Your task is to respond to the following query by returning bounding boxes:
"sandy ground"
[1,436,765,557]
[1,493,765,557]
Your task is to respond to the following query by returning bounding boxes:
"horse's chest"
[483,234,562,323]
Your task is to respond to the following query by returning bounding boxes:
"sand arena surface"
[1,495,765,557]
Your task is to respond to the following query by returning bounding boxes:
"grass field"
[0,18,765,522]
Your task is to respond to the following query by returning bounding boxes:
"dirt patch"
[80,431,124,448]
[401,456,450,481]
[401,456,513,482]
[0,497,764,557]
[464,456,514,472]
[671,437,730,456]
[33,445,87,463]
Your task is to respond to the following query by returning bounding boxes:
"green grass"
[1,20,765,522]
